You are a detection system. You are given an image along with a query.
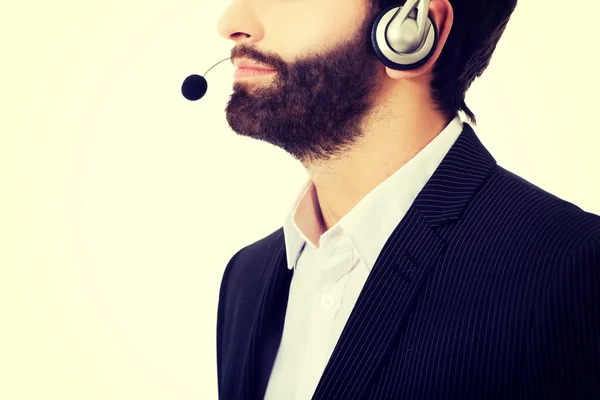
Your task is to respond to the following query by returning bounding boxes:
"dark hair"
[370,0,518,125]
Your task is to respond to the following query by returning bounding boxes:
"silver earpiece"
[371,0,438,70]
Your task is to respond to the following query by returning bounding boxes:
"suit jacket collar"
[282,116,464,273]
[238,123,497,400]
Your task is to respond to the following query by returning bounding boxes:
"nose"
[216,1,264,44]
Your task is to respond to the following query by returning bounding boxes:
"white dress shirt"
[263,116,464,400]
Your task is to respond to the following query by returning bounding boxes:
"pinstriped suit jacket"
[216,123,600,400]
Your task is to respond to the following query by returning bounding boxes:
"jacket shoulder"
[491,165,600,246]
[225,227,284,274]
[218,227,284,308]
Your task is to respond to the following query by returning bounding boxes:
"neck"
[305,79,452,232]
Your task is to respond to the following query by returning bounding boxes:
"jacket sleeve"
[216,247,244,399]
[516,236,600,399]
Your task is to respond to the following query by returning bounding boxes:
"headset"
[371,0,438,70]
[181,0,438,100]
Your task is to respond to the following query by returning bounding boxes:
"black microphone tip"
[182,74,208,101]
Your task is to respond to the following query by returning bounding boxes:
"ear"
[385,0,454,80]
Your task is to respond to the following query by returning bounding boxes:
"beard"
[224,11,383,166]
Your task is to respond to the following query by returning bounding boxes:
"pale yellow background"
[1,1,599,399]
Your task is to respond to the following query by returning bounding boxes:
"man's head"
[217,0,517,165]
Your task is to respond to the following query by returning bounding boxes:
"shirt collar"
[283,116,464,271]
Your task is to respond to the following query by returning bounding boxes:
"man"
[215,0,600,399]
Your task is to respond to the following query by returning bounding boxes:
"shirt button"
[321,294,335,309]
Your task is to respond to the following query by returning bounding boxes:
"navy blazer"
[216,123,600,400]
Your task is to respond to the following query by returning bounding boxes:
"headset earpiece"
[371,1,438,71]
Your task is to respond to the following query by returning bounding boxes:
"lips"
[233,58,276,71]
[234,68,277,78]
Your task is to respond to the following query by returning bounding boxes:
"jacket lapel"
[238,123,497,400]
[312,123,497,399]
[309,205,451,399]
[239,240,293,400]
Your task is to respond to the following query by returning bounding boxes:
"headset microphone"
[181,57,229,101]
[182,0,437,100]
